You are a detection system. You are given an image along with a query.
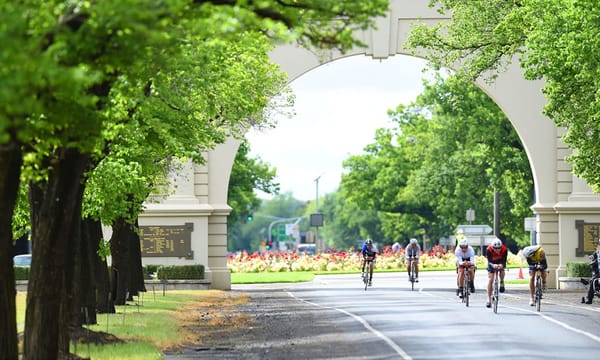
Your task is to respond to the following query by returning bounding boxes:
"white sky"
[246,54,430,202]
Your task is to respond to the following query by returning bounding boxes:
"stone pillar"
[204,138,241,290]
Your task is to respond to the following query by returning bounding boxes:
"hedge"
[155,264,205,280]
[566,261,592,277]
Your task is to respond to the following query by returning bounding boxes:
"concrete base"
[558,277,587,290]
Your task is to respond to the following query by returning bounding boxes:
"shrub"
[14,266,29,280]
[566,261,592,277]
[157,264,205,280]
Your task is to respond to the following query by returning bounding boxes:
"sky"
[245,54,430,202]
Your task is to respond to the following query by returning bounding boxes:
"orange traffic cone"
[518,266,524,279]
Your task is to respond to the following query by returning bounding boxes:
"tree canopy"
[0,1,390,358]
[407,0,600,193]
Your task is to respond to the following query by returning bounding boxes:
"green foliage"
[566,261,592,278]
[407,0,600,196]
[14,266,30,281]
[157,265,204,280]
[227,140,279,227]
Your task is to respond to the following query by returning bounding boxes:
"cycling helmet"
[410,238,418,245]
[491,239,502,249]
[365,239,373,245]
[459,239,469,248]
[523,245,540,258]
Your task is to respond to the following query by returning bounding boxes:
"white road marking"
[287,291,413,360]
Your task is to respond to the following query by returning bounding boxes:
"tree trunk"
[0,138,23,360]
[127,219,146,298]
[24,147,89,360]
[110,217,146,305]
[110,218,131,305]
[80,217,104,324]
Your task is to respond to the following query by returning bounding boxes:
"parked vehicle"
[13,254,32,266]
[296,243,316,255]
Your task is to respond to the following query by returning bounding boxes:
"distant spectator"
[392,242,402,253]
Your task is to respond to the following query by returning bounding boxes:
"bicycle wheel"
[492,275,499,313]
[410,261,415,291]
[535,273,542,312]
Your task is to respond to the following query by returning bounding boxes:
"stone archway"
[143,0,600,290]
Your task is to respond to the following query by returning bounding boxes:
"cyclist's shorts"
[406,257,418,264]
[487,263,505,273]
[528,262,547,272]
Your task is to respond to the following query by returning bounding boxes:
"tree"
[227,140,279,251]
[407,0,600,193]
[1,1,389,358]
[391,75,533,248]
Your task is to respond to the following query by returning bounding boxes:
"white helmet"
[491,239,502,249]
[410,238,418,245]
[459,239,469,247]
[523,245,540,258]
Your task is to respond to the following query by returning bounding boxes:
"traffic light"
[265,241,272,250]
[246,214,253,222]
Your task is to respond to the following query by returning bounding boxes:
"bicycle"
[459,264,472,307]
[490,265,503,313]
[407,257,417,291]
[361,257,374,291]
[533,264,545,312]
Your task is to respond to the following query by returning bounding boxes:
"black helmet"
[365,239,373,245]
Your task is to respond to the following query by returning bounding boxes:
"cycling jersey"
[362,244,377,259]
[455,246,475,265]
[406,244,420,259]
[524,245,548,271]
[486,244,507,272]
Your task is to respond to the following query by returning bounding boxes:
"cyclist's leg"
[486,266,494,307]
[414,259,419,277]
[468,266,475,292]
[528,266,535,300]
[457,267,464,287]
[499,268,506,292]
[369,261,374,285]
[541,268,548,290]
[415,260,419,281]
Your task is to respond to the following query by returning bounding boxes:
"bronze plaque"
[575,220,600,256]
[139,223,193,259]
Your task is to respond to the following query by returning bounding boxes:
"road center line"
[286,291,413,360]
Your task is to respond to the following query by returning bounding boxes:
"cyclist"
[406,238,421,282]
[522,244,548,306]
[485,238,508,308]
[455,238,476,297]
[361,239,377,286]
[582,239,600,304]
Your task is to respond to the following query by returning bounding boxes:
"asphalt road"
[165,271,600,359]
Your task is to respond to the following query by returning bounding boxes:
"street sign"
[524,217,536,232]
[465,235,497,247]
[457,224,492,235]
[466,209,475,222]
[439,237,452,246]
[277,224,287,241]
